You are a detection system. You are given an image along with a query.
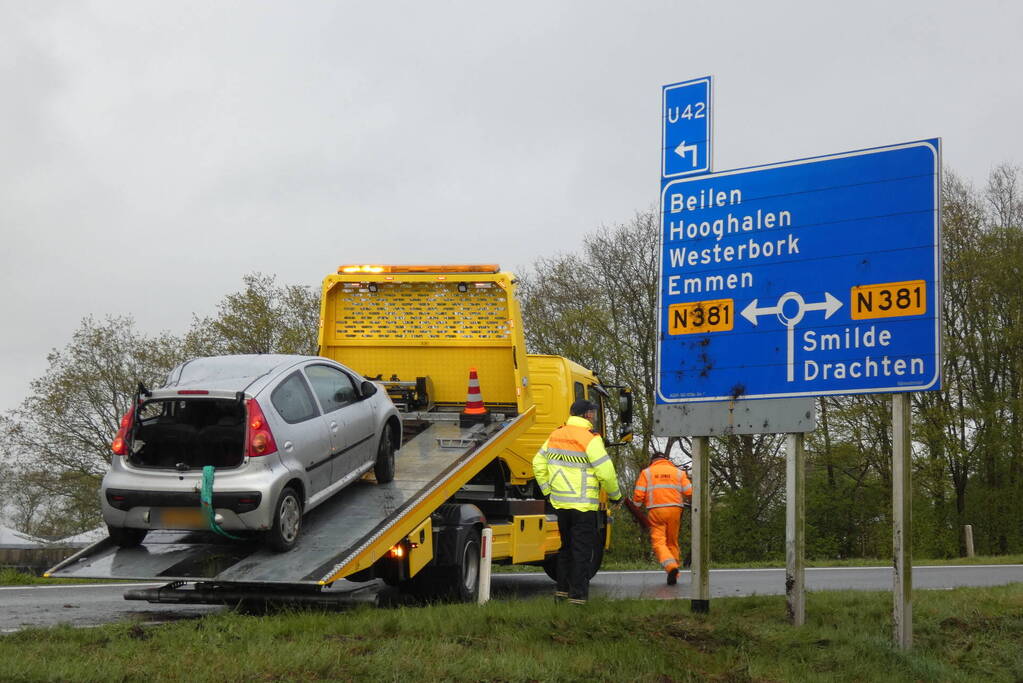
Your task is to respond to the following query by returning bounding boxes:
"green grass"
[1,584,1021,681]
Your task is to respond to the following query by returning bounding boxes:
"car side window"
[305,364,358,415]
[271,372,320,424]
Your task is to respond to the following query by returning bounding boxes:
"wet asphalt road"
[2,565,1020,632]
[494,564,1023,601]
[0,582,221,632]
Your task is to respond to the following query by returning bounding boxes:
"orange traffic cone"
[460,367,491,426]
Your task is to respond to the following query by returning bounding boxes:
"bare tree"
[518,210,658,476]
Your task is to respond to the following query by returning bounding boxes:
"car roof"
[161,354,321,394]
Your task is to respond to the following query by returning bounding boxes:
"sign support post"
[892,393,913,649]
[785,432,806,625]
[690,435,711,613]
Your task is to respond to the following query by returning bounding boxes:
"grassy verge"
[1,584,1021,681]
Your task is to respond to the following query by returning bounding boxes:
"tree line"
[2,165,1020,561]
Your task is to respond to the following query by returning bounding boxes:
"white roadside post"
[892,393,912,649]
[785,432,806,625]
[690,435,711,613]
[478,527,493,605]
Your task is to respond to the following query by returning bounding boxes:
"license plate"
[157,508,206,529]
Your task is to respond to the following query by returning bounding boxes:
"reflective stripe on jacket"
[632,458,693,510]
[532,416,622,511]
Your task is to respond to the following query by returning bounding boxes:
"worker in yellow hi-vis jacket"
[633,451,693,585]
[532,399,622,605]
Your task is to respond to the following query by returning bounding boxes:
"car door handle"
[329,421,338,433]
[283,441,294,452]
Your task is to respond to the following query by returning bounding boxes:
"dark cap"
[570,399,598,417]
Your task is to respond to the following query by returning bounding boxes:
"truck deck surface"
[49,412,533,585]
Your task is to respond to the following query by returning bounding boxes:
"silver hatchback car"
[101,355,401,552]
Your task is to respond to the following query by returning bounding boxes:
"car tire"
[374,424,396,484]
[108,525,147,548]
[264,486,302,553]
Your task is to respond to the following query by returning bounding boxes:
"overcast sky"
[1,0,1021,414]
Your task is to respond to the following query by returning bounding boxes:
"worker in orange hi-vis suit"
[632,451,693,585]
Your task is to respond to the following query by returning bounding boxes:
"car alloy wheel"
[266,486,302,552]
[279,493,301,543]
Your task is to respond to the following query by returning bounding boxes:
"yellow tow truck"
[48,264,632,604]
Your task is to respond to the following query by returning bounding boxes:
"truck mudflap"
[47,408,535,586]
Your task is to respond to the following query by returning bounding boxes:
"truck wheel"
[374,424,396,484]
[451,528,481,602]
[108,525,147,548]
[264,486,302,553]
[401,527,481,603]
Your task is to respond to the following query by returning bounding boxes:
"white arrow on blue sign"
[656,139,942,403]
[662,77,712,178]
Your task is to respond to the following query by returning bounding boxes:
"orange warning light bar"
[338,264,500,275]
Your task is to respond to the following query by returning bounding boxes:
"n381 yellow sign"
[668,299,734,335]
[851,280,926,320]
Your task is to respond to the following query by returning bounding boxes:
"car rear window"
[271,372,320,424]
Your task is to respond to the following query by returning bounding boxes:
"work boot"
[667,567,679,585]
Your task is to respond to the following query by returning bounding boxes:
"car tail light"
[111,405,136,455]
[245,398,278,458]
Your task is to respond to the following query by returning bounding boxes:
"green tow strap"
[201,465,243,540]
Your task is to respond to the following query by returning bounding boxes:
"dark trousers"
[554,507,598,600]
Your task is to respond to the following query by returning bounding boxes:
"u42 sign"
[656,139,942,403]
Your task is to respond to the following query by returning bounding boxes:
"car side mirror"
[618,390,634,426]
[606,388,634,447]
[360,381,378,399]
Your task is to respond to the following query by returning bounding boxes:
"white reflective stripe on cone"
[478,527,493,605]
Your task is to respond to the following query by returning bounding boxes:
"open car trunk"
[129,397,246,470]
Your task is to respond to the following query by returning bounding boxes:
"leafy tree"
[0,316,185,537]
[185,272,320,357]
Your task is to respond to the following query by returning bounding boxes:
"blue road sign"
[656,139,941,403]
[662,77,712,178]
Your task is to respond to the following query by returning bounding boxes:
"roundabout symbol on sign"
[741,292,844,382]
